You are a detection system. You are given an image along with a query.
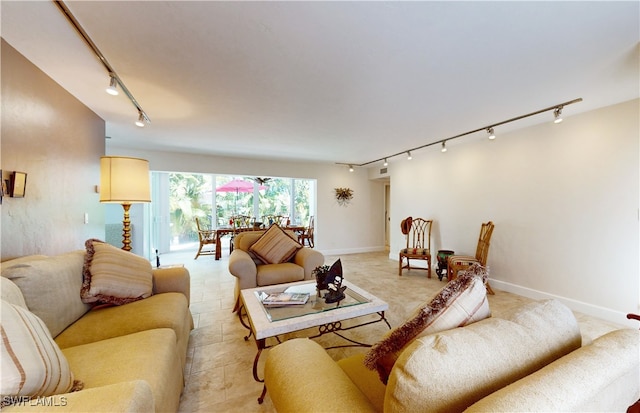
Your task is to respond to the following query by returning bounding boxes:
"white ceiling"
[1,1,638,165]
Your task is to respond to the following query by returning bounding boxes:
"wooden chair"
[399,218,433,278]
[231,215,252,229]
[262,215,289,227]
[298,216,315,248]
[229,215,253,253]
[194,217,216,259]
[447,221,495,294]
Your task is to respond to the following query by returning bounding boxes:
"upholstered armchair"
[228,227,324,312]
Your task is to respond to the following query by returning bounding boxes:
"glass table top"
[254,282,370,322]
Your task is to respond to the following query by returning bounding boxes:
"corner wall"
[1,39,105,259]
[389,99,639,324]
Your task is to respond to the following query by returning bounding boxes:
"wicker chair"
[447,221,495,294]
[194,217,216,259]
[399,218,433,278]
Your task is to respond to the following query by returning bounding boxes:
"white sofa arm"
[228,249,258,290]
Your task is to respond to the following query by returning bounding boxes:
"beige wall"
[1,39,105,260]
[389,99,639,325]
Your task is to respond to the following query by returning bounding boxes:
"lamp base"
[121,203,132,251]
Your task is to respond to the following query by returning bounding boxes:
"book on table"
[260,292,310,306]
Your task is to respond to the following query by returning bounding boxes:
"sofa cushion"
[2,251,91,337]
[385,299,581,413]
[249,224,302,264]
[364,266,491,383]
[1,300,78,402]
[54,292,192,368]
[9,381,156,413]
[61,328,183,413]
[257,262,305,286]
[81,239,153,306]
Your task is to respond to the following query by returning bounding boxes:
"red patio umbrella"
[216,179,266,215]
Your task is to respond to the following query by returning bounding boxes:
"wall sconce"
[100,156,151,251]
[10,172,27,197]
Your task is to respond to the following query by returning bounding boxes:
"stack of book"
[261,292,310,307]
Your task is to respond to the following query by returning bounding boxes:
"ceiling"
[1,1,638,165]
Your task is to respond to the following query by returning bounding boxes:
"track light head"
[135,112,146,128]
[383,158,388,167]
[106,76,119,96]
[487,127,496,140]
[348,165,354,172]
[553,107,563,124]
[407,151,412,160]
[441,141,447,153]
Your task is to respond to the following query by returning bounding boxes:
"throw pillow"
[249,224,303,264]
[1,300,82,405]
[364,264,491,384]
[81,239,153,306]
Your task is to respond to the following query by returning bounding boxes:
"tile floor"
[161,248,624,413]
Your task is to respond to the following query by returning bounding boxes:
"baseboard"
[320,246,387,256]
[490,279,636,328]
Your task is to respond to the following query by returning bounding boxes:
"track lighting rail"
[338,98,582,168]
[53,1,150,125]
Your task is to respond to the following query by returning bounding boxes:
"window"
[152,172,315,251]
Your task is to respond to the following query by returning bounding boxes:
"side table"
[436,250,454,281]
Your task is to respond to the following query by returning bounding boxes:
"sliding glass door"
[150,172,315,254]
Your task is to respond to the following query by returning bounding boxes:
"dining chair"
[399,218,433,278]
[231,215,252,229]
[262,215,289,227]
[194,217,216,259]
[298,216,315,248]
[447,221,495,294]
[228,215,253,253]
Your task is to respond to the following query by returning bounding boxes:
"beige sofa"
[265,299,640,413]
[228,230,324,311]
[1,251,193,413]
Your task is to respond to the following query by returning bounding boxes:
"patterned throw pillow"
[249,224,303,265]
[81,239,153,306]
[1,300,81,404]
[364,264,491,384]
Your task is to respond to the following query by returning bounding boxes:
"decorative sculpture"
[334,187,354,206]
[313,259,346,303]
[323,259,346,304]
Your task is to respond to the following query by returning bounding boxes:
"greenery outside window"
[162,173,314,249]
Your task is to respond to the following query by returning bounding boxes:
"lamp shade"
[100,156,151,203]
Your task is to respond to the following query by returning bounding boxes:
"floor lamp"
[100,156,151,252]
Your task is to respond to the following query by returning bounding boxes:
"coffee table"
[239,279,390,402]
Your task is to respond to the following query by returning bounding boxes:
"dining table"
[214,225,307,260]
